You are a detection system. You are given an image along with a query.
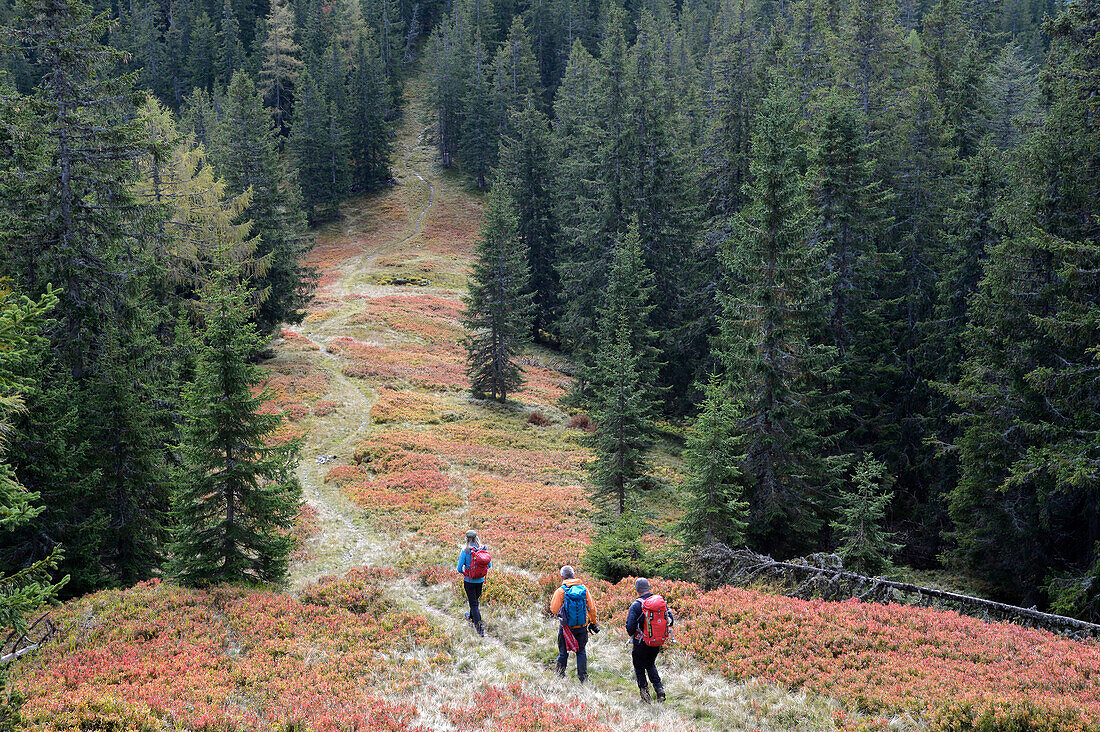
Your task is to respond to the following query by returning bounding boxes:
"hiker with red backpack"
[548,566,600,682]
[625,577,673,703]
[457,530,491,636]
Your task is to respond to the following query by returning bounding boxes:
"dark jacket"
[625,592,674,645]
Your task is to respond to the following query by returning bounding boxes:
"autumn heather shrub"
[279,328,321,350]
[444,682,612,732]
[417,564,456,586]
[15,580,449,731]
[300,567,402,614]
[449,571,542,611]
[283,402,312,420]
[593,579,1100,732]
[354,439,448,473]
[312,399,341,416]
[370,388,446,424]
[289,503,321,563]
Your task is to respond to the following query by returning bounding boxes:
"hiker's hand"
[588,624,600,634]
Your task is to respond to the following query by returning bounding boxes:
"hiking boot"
[555,662,566,678]
[578,674,588,684]
[476,623,485,637]
[655,686,666,703]
[639,687,651,704]
[464,612,471,621]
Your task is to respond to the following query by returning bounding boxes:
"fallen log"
[693,544,1100,641]
[1,613,58,665]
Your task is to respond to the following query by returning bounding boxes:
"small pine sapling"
[832,456,900,575]
[679,378,750,549]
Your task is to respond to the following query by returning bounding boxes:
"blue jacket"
[457,547,491,583]
[625,592,674,645]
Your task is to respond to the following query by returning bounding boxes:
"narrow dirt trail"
[275,68,851,732]
[284,90,437,589]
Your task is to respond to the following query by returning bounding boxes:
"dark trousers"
[556,626,589,680]
[464,580,483,626]
[632,642,663,690]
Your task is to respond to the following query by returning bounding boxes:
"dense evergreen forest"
[0,0,405,602]
[440,0,1100,619]
[0,0,1097,633]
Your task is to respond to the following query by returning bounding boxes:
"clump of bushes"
[527,412,551,427]
[566,414,595,432]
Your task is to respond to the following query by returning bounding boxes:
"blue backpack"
[561,584,588,627]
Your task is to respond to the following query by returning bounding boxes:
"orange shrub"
[371,388,447,424]
[567,414,596,432]
[16,580,447,731]
[445,683,612,732]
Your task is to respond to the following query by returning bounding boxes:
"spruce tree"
[949,0,1100,603]
[259,0,303,132]
[496,101,559,341]
[347,28,393,191]
[585,217,661,401]
[212,71,314,334]
[679,378,750,548]
[1,0,177,590]
[831,456,900,575]
[985,42,1039,151]
[491,16,539,140]
[172,270,302,587]
[621,12,700,404]
[702,0,761,221]
[551,40,605,360]
[586,320,655,516]
[187,10,217,93]
[719,81,844,555]
[462,187,533,402]
[427,15,463,167]
[459,33,496,189]
[289,69,349,224]
[810,94,895,456]
[216,0,247,85]
[0,288,67,629]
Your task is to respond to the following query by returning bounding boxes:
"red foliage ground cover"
[445,683,613,732]
[589,579,1100,732]
[289,503,321,563]
[16,579,449,731]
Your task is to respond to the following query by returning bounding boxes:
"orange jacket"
[549,578,599,627]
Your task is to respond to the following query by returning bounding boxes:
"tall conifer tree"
[172,270,302,587]
[719,81,844,555]
[212,71,314,335]
[496,102,559,341]
[462,188,533,402]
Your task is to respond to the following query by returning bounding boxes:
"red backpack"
[638,595,669,647]
[466,547,492,580]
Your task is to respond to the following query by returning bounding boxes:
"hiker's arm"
[625,600,641,636]
[456,551,467,574]
[586,590,599,625]
[548,587,564,615]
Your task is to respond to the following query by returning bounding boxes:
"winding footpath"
[276,70,855,732]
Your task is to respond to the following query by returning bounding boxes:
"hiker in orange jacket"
[548,566,599,682]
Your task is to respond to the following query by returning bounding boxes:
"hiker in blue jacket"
[457,530,490,636]
[625,578,673,703]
